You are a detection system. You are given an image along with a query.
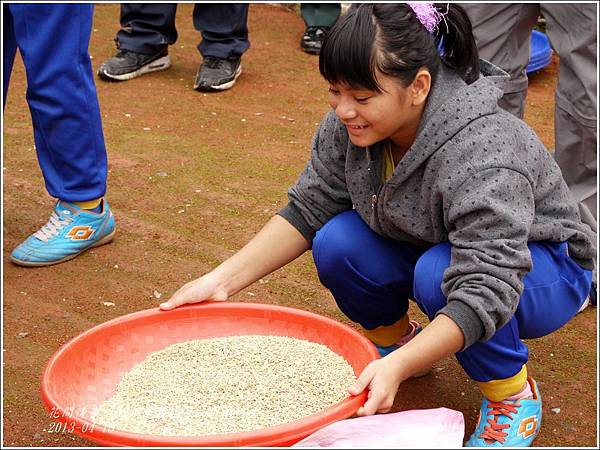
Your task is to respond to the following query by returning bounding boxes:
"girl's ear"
[411,69,431,106]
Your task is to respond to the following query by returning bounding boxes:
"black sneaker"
[97,48,171,81]
[193,56,242,92]
[301,26,329,55]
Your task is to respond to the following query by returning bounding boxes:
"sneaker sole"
[194,65,242,92]
[301,47,321,55]
[98,56,171,81]
[577,296,590,313]
[9,229,116,267]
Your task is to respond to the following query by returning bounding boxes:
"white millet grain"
[92,335,356,436]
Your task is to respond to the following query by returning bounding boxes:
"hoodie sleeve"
[278,110,353,243]
[438,166,536,349]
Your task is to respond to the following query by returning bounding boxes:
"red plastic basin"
[40,302,379,446]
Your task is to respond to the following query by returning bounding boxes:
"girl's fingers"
[159,295,195,310]
[348,363,376,396]
[160,284,199,310]
[360,388,385,416]
[159,281,228,310]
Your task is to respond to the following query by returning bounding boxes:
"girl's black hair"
[319,3,480,91]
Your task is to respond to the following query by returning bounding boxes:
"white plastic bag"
[292,408,464,448]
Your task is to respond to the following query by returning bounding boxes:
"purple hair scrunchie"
[407,2,446,34]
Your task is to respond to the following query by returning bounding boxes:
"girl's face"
[328,71,428,149]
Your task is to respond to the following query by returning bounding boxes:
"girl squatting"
[162,4,596,447]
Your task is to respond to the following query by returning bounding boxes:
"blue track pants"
[3,4,107,202]
[313,210,592,382]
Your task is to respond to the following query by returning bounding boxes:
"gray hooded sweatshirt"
[279,60,596,349]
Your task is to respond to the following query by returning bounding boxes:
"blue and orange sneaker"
[466,377,542,447]
[375,320,431,377]
[375,320,423,357]
[10,199,116,267]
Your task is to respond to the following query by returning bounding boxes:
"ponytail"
[435,4,480,84]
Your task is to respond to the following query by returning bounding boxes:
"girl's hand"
[348,315,465,416]
[348,356,407,416]
[159,273,228,310]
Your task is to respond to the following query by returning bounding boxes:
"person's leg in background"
[541,4,597,303]
[193,3,249,92]
[300,3,341,55]
[461,3,540,118]
[97,3,176,81]
[4,4,116,267]
[2,4,17,108]
[413,242,591,447]
[463,3,597,307]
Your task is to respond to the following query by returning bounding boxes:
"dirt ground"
[2,4,597,448]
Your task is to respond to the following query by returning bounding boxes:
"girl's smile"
[345,123,370,137]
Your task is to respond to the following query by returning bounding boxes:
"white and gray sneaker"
[578,281,597,313]
[98,48,171,81]
[578,296,590,313]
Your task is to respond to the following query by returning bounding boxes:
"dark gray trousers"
[462,4,597,234]
[116,3,249,59]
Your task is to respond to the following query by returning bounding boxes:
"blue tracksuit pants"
[313,210,592,382]
[3,4,107,202]
[116,3,250,59]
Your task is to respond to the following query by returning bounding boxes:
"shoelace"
[203,56,229,70]
[33,210,73,242]
[115,49,131,58]
[479,400,521,444]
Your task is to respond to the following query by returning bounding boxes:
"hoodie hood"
[382,59,510,186]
